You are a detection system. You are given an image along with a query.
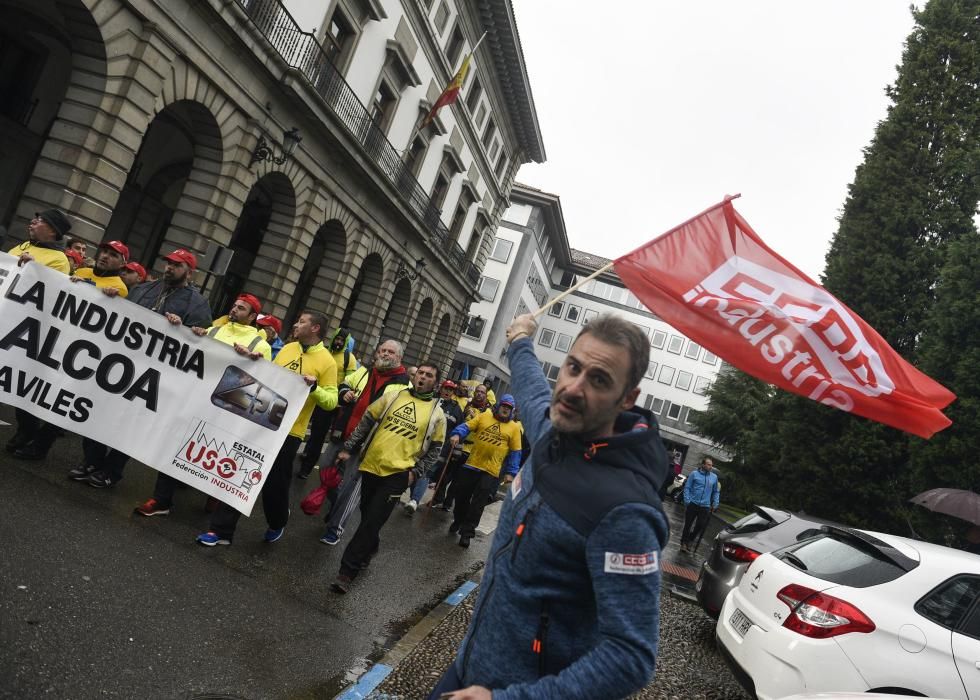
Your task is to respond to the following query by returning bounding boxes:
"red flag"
[421,54,471,128]
[613,198,955,439]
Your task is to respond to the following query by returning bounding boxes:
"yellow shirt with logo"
[205,322,272,361]
[462,411,523,478]
[360,391,446,477]
[73,267,129,298]
[275,341,339,438]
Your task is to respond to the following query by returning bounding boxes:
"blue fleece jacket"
[683,468,720,509]
[451,337,670,699]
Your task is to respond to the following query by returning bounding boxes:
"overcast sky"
[510,1,920,280]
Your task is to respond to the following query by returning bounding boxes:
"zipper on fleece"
[532,604,550,677]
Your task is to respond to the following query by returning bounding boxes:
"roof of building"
[475,0,546,163]
[570,248,613,270]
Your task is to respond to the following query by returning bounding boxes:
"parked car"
[717,525,980,700]
[696,506,835,618]
[665,473,685,502]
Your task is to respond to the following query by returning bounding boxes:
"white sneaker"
[405,499,418,514]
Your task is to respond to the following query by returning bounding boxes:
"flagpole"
[532,261,615,318]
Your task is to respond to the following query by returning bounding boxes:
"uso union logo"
[173,419,266,490]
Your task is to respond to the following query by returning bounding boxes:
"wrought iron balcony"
[235,0,480,285]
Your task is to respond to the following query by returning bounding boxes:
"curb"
[334,574,483,700]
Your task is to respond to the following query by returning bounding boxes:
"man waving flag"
[610,197,955,439]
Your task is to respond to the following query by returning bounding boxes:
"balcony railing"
[236,0,480,284]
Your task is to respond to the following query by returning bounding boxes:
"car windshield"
[778,533,913,587]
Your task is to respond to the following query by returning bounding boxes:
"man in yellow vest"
[197,310,339,545]
[331,361,446,593]
[446,394,523,548]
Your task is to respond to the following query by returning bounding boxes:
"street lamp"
[396,256,426,281]
[249,126,302,168]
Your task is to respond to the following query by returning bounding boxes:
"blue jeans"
[410,475,429,503]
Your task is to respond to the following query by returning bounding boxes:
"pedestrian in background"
[680,457,720,554]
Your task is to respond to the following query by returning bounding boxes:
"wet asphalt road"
[0,411,490,700]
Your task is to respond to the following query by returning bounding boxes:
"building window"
[625,290,646,311]
[488,138,500,163]
[652,397,664,414]
[703,351,718,365]
[403,135,428,176]
[462,314,485,339]
[449,188,475,242]
[433,1,450,34]
[582,309,598,324]
[685,341,702,360]
[565,305,581,323]
[477,275,499,302]
[541,361,560,388]
[650,329,666,349]
[548,301,565,318]
[526,266,547,307]
[555,333,573,353]
[658,365,675,385]
[322,6,357,70]
[473,102,487,128]
[667,335,684,354]
[676,370,693,391]
[489,237,513,262]
[466,76,483,113]
[686,408,700,426]
[482,117,497,150]
[445,23,465,68]
[694,376,711,396]
[494,152,508,179]
[666,403,682,421]
[370,79,398,132]
[538,328,555,347]
[514,299,530,318]
[430,171,450,210]
[644,361,658,380]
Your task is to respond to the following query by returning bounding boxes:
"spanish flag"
[421,53,471,128]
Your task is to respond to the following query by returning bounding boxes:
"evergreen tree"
[694,0,979,530]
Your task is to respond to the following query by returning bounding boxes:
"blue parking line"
[335,663,393,700]
[444,580,477,606]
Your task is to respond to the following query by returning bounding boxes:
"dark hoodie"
[451,337,669,699]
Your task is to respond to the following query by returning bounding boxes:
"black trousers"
[451,467,500,538]
[340,470,410,578]
[300,407,335,471]
[208,436,302,539]
[81,438,130,481]
[433,451,465,505]
[14,408,59,452]
[681,504,712,546]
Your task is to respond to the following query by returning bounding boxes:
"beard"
[374,356,397,371]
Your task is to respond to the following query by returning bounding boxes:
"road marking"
[335,663,392,700]
[444,580,477,606]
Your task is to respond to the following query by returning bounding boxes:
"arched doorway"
[430,313,454,373]
[103,99,223,267]
[286,219,347,326]
[213,171,295,314]
[380,277,413,346]
[1,0,105,228]
[340,253,384,349]
[404,297,434,366]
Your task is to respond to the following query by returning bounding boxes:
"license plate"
[730,608,752,637]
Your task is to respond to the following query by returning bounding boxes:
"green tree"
[694,0,979,530]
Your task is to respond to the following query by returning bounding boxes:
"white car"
[717,525,980,700]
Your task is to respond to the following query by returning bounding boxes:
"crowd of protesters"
[3,209,673,699]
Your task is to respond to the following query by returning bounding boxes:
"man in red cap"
[66,248,212,486]
[119,261,147,291]
[256,313,284,359]
[132,292,270,514]
[72,240,130,298]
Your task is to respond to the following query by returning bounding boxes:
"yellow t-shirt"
[462,411,523,478]
[73,267,129,298]
[275,342,338,438]
[330,348,358,387]
[8,241,70,274]
[206,322,272,361]
[359,391,446,477]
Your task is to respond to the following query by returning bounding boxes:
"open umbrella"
[910,488,980,526]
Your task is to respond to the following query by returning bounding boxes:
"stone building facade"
[0,0,544,369]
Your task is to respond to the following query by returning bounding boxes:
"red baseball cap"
[123,261,147,281]
[161,248,197,270]
[256,314,282,335]
[236,293,262,315]
[441,380,457,390]
[98,240,129,261]
[65,249,85,266]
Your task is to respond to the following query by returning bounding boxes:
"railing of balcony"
[235,0,480,284]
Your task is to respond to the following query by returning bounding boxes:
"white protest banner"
[0,256,310,515]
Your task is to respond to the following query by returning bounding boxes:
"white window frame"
[694,376,711,396]
[684,341,702,360]
[555,333,573,353]
[538,328,556,347]
[489,237,513,263]
[650,329,666,349]
[644,361,658,380]
[666,403,682,420]
[548,301,565,318]
[582,308,599,324]
[652,397,664,414]
[676,370,693,391]
[667,335,684,354]
[703,351,718,365]
[462,314,484,340]
[565,304,582,323]
[477,275,499,302]
[658,365,675,385]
